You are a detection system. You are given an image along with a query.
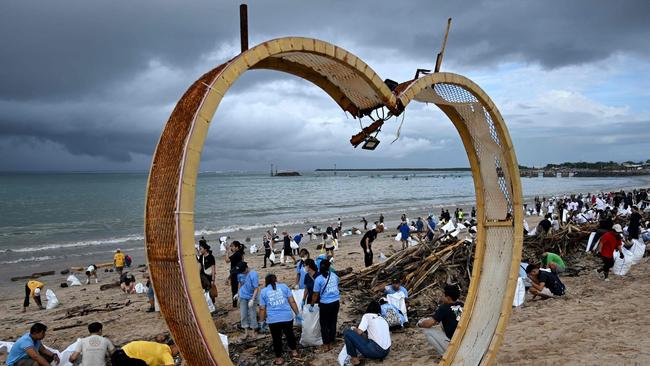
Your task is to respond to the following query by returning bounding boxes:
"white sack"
[46,289,60,310]
[512,277,525,307]
[300,305,323,347]
[204,291,216,313]
[66,275,82,286]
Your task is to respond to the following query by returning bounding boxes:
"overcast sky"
[1,0,649,172]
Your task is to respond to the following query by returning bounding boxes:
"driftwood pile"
[339,234,473,313]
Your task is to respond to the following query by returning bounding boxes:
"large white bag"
[512,277,525,307]
[66,275,82,286]
[386,292,408,322]
[290,240,299,249]
[338,345,351,366]
[135,282,146,294]
[394,233,402,241]
[585,232,597,252]
[0,341,13,353]
[49,339,78,366]
[292,289,305,326]
[269,251,276,263]
[280,250,285,263]
[300,305,323,347]
[249,244,258,254]
[612,248,634,276]
[441,221,455,233]
[46,289,60,310]
[204,291,216,313]
[630,239,646,265]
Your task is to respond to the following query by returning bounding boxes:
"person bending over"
[23,280,45,313]
[118,340,179,366]
[526,264,566,299]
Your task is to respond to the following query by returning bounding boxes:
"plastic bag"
[630,239,646,265]
[0,341,13,353]
[290,240,299,249]
[338,344,352,366]
[249,244,258,254]
[135,283,146,294]
[300,305,323,347]
[46,289,60,310]
[204,291,216,313]
[512,277,525,307]
[280,250,285,263]
[219,242,226,252]
[585,232,597,252]
[219,333,229,355]
[612,248,634,276]
[441,221,455,233]
[292,289,305,326]
[394,233,402,241]
[408,238,418,247]
[66,275,82,286]
[378,252,387,262]
[269,251,276,263]
[50,339,78,366]
[386,292,408,322]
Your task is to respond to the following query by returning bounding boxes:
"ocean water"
[1,171,649,283]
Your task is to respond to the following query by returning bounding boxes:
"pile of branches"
[339,234,473,301]
[523,222,598,261]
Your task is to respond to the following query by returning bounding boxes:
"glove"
[233,294,239,301]
[293,284,299,290]
[248,299,255,308]
[295,315,303,323]
[620,252,625,259]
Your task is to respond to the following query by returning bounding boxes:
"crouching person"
[6,323,59,366]
[525,264,566,299]
[417,284,463,357]
[343,300,391,365]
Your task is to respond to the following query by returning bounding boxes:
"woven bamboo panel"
[145,37,522,366]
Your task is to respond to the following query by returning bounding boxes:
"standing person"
[235,262,259,340]
[324,232,336,257]
[196,240,217,303]
[293,233,303,256]
[307,226,315,241]
[360,225,377,267]
[416,217,424,233]
[23,280,45,312]
[361,217,368,230]
[597,224,625,281]
[85,264,99,284]
[225,241,244,307]
[343,301,391,365]
[399,221,410,250]
[282,232,297,264]
[417,285,464,357]
[272,225,278,238]
[337,218,342,231]
[295,249,310,290]
[311,259,340,352]
[426,216,437,242]
[628,206,642,240]
[458,208,464,222]
[114,249,126,276]
[332,227,339,251]
[302,259,320,306]
[471,207,476,219]
[379,213,384,225]
[6,323,59,366]
[69,322,115,366]
[259,274,301,365]
[144,274,156,312]
[263,235,274,268]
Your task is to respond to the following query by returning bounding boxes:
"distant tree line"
[519,160,650,170]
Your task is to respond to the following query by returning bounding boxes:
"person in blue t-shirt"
[292,233,303,256]
[426,216,437,241]
[7,323,59,366]
[301,259,320,306]
[235,261,259,339]
[416,217,425,233]
[295,249,310,290]
[399,221,410,250]
[311,259,340,351]
[384,278,409,300]
[259,273,301,365]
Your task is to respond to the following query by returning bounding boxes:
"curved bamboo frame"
[145,37,522,366]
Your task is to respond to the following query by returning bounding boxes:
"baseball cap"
[612,224,623,233]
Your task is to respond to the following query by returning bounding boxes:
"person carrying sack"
[311,259,340,352]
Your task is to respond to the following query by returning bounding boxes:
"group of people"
[6,322,179,366]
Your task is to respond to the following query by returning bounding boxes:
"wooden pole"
[434,18,452,72]
[240,4,248,53]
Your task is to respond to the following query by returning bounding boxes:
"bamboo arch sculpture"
[145,37,523,366]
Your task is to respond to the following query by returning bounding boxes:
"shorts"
[540,288,553,297]
[147,285,155,300]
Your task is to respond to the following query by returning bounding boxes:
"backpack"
[383,306,402,327]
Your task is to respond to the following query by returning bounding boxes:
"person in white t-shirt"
[343,301,391,365]
[69,322,115,366]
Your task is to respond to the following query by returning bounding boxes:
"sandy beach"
[1,201,649,365]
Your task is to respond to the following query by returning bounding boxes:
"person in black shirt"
[262,235,274,268]
[417,284,463,356]
[536,214,552,235]
[301,259,320,306]
[282,232,297,265]
[628,206,642,239]
[225,241,244,307]
[525,263,565,299]
[360,226,377,267]
[196,240,216,302]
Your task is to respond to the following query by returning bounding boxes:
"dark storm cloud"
[0,0,649,169]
